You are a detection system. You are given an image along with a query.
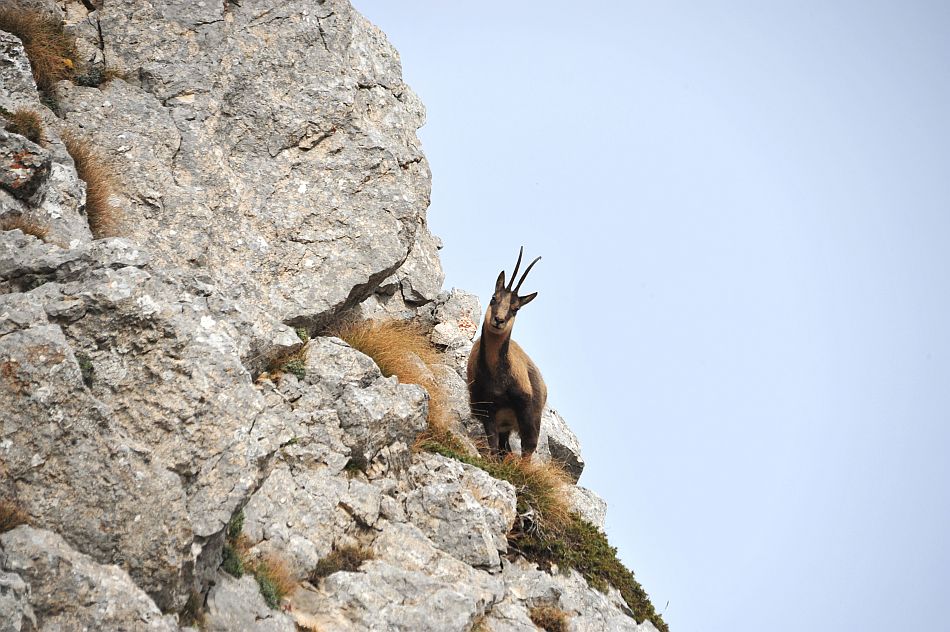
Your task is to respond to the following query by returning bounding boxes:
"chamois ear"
[518,292,537,307]
[495,271,506,292]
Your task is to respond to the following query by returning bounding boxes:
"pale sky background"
[353,2,950,631]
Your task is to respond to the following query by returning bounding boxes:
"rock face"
[0,526,179,631]
[0,1,658,631]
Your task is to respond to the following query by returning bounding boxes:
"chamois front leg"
[514,400,541,459]
[481,415,500,456]
[498,430,512,455]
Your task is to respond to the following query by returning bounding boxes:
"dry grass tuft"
[0,5,76,96]
[309,544,374,583]
[0,214,49,241]
[3,107,45,144]
[0,500,29,533]
[62,131,122,238]
[329,318,468,452]
[330,318,441,380]
[529,605,570,632]
[253,552,297,605]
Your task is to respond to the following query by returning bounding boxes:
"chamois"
[467,247,547,458]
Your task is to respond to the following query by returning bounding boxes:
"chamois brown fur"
[467,247,547,458]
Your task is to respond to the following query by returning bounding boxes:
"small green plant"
[295,327,310,343]
[222,544,244,578]
[529,605,570,632]
[227,510,245,540]
[282,357,306,380]
[73,64,122,88]
[266,344,308,383]
[0,500,29,533]
[309,545,374,583]
[3,107,45,144]
[75,352,94,387]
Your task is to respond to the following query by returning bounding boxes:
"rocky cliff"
[0,2,664,631]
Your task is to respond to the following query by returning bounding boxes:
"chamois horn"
[507,247,525,291]
[514,255,542,294]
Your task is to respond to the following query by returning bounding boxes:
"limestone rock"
[0,130,50,200]
[286,336,428,463]
[403,453,517,570]
[0,570,35,632]
[568,486,609,531]
[0,234,285,610]
[0,526,178,631]
[431,289,481,376]
[388,223,445,304]
[486,558,657,632]
[290,520,504,632]
[205,572,296,632]
[46,0,437,333]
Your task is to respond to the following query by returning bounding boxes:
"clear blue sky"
[352,2,950,630]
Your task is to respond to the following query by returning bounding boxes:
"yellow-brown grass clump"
[529,605,570,632]
[3,107,45,144]
[253,552,298,609]
[0,5,76,96]
[62,131,122,238]
[308,544,374,583]
[0,500,29,533]
[0,214,49,241]
[329,318,468,453]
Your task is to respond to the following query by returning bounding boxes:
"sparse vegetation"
[0,215,50,242]
[308,544,374,583]
[0,5,76,98]
[62,131,123,238]
[74,65,122,88]
[221,543,245,577]
[75,352,94,387]
[422,438,666,631]
[0,500,29,533]
[220,509,296,609]
[252,552,297,609]
[513,515,667,632]
[529,605,570,632]
[295,327,310,344]
[329,318,468,454]
[266,343,309,383]
[2,107,45,144]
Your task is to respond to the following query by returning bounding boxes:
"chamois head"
[485,246,541,336]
